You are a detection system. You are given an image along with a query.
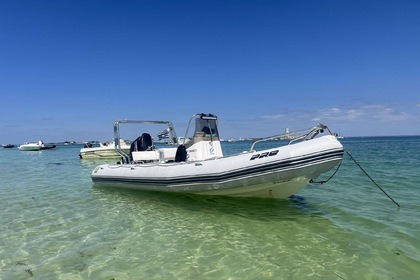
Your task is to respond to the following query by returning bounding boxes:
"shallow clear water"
[1,137,419,279]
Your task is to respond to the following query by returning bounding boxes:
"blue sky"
[1,0,419,144]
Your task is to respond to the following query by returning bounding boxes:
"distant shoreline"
[3,135,420,147]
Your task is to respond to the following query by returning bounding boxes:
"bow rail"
[249,123,337,152]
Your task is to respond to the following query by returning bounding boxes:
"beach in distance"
[1,136,419,279]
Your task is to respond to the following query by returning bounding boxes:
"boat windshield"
[182,113,220,145]
[194,116,220,139]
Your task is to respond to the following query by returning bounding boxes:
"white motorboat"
[79,139,130,159]
[18,141,56,151]
[91,114,344,199]
[18,141,43,151]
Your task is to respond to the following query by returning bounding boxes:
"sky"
[1,0,419,144]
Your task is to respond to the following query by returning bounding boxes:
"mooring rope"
[310,159,342,185]
[345,149,400,209]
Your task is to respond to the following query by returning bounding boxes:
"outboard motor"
[130,133,154,161]
[174,145,187,162]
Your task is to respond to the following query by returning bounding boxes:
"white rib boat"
[79,139,130,159]
[91,114,344,199]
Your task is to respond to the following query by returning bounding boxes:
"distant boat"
[18,141,56,151]
[79,139,130,159]
[18,141,43,151]
[41,144,57,150]
[91,114,344,199]
[2,144,15,148]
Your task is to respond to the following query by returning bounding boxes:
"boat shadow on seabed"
[91,185,314,222]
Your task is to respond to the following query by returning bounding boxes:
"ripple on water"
[1,139,420,279]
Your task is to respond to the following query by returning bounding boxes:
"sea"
[1,136,419,280]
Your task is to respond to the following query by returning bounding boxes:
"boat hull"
[41,145,56,150]
[18,143,42,151]
[92,135,343,198]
